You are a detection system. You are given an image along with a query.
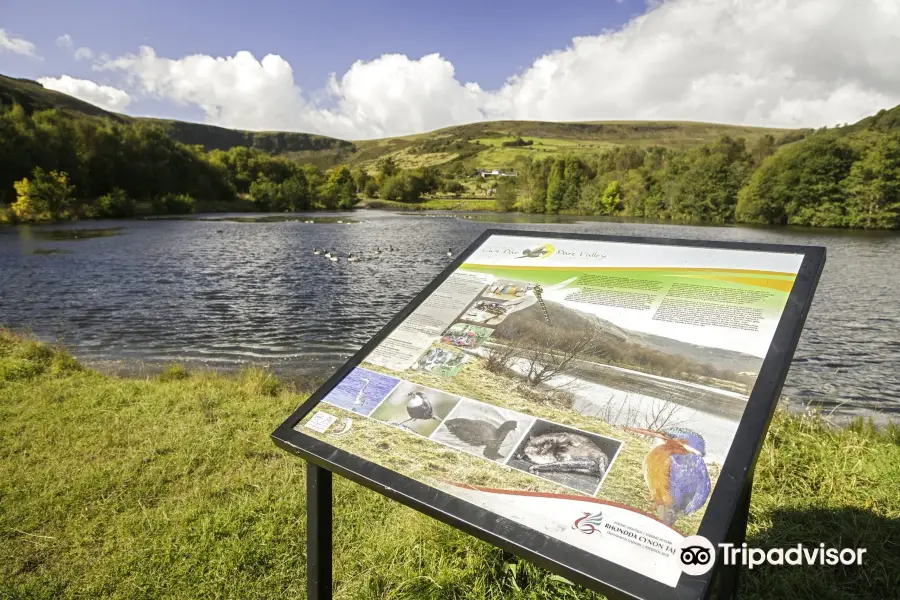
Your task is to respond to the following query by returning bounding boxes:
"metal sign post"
[274,230,824,600]
[306,463,333,600]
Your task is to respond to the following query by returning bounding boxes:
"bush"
[11,167,74,222]
[97,188,135,218]
[154,193,196,215]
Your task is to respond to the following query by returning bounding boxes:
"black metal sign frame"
[272,229,826,600]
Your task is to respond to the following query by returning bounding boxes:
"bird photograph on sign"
[370,381,462,437]
[430,398,534,462]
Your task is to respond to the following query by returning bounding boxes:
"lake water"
[1,210,898,422]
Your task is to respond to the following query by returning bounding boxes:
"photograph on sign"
[295,233,805,588]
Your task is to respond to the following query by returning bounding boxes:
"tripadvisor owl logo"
[518,243,556,259]
[679,535,867,576]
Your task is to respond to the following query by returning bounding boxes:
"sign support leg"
[712,480,752,600]
[307,462,333,600]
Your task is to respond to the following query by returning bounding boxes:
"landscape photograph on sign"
[298,233,804,587]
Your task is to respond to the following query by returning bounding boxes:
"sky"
[2,0,900,140]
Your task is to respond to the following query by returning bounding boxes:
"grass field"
[2,329,899,599]
[357,198,499,212]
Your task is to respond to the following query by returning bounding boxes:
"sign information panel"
[273,231,824,599]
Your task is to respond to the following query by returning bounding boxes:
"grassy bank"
[357,198,499,212]
[1,330,898,599]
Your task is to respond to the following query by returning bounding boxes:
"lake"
[1,210,898,422]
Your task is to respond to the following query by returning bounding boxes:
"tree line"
[2,102,899,228]
[511,128,900,228]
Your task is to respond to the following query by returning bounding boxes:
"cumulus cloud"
[56,34,73,51]
[0,28,41,59]
[74,47,94,61]
[94,0,900,138]
[38,75,131,111]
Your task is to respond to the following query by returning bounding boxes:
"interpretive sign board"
[272,230,825,600]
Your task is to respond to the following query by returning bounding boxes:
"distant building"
[476,169,518,178]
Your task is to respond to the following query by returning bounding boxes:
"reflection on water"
[1,210,899,422]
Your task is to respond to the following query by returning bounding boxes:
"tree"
[561,155,585,210]
[352,168,369,194]
[518,326,601,388]
[377,156,398,180]
[363,178,379,198]
[598,180,622,215]
[495,178,518,211]
[11,167,74,222]
[545,159,565,213]
[736,134,858,226]
[844,132,900,228]
[443,180,464,197]
[320,166,357,209]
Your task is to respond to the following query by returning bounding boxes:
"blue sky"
[1,0,899,139]
[1,0,639,99]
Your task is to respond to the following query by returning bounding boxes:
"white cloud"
[38,75,131,112]
[56,34,73,51]
[0,28,41,59]
[74,47,94,61]
[96,0,900,138]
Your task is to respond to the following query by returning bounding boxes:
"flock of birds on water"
[312,246,454,263]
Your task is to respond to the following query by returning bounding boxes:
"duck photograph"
[430,399,534,463]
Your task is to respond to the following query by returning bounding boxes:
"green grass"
[1,330,899,599]
[357,198,500,212]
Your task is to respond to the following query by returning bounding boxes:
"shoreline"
[4,204,900,231]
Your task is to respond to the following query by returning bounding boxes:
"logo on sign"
[573,511,604,535]
[518,243,556,259]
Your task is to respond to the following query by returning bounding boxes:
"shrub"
[154,193,196,215]
[97,188,135,218]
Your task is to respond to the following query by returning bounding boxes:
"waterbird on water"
[324,250,332,258]
[348,253,359,263]
[447,248,453,258]
[443,418,518,460]
[624,426,711,526]
[313,248,321,255]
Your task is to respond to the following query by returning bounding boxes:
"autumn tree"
[12,167,74,222]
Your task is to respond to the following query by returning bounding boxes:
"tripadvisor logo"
[679,535,867,576]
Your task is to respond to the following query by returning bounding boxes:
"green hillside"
[349,120,804,171]
[0,73,799,169]
[3,71,899,229]
[0,74,353,155]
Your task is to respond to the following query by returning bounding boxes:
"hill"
[1,73,799,170]
[0,74,354,156]
[348,120,803,171]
